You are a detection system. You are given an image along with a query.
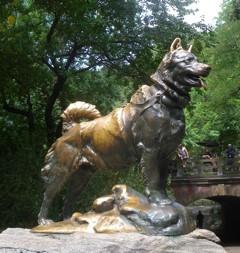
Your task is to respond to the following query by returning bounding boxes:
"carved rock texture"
[0,228,226,253]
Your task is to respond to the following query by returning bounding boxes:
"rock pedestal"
[0,228,226,253]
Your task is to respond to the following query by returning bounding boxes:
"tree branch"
[26,94,34,131]
[45,74,67,143]
[3,102,30,117]
[65,43,79,70]
[1,89,28,117]
[46,13,60,45]
[42,57,60,75]
[1,89,35,131]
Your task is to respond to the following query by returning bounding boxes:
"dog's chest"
[153,103,184,138]
[133,103,185,151]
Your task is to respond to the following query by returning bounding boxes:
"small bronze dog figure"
[38,38,211,225]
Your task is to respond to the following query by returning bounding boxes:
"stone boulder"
[0,228,226,253]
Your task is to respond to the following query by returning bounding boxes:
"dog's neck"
[150,71,190,109]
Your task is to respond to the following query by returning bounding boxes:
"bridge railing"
[171,156,240,178]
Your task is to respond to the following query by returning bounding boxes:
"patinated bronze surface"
[33,184,194,235]
[38,38,211,235]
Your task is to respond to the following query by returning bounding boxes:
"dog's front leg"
[141,149,171,205]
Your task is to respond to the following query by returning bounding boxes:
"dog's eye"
[186,57,194,62]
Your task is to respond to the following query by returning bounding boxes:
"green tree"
[184,0,240,150]
[0,0,198,142]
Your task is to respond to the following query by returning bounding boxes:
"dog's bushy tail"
[61,101,102,133]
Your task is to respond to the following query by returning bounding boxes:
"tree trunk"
[45,74,67,144]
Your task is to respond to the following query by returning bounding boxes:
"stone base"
[0,228,226,253]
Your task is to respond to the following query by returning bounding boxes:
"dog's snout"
[204,64,211,72]
[201,64,211,77]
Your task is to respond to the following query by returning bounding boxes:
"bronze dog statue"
[38,38,211,225]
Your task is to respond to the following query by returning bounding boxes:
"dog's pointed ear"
[188,44,193,52]
[170,38,182,52]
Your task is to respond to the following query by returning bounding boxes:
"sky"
[184,0,223,26]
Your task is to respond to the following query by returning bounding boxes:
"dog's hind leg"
[63,164,96,219]
[38,171,70,225]
[38,139,82,225]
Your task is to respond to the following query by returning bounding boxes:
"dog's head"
[151,38,211,95]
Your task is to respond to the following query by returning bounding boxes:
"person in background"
[226,144,235,170]
[196,210,204,229]
[202,149,218,171]
[177,144,189,168]
[226,144,235,159]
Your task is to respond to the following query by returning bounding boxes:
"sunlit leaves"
[7,15,16,27]
[185,1,240,149]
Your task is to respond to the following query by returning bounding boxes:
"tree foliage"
[0,0,198,141]
[184,0,240,151]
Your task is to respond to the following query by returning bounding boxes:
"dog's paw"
[38,218,54,225]
[148,191,172,206]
